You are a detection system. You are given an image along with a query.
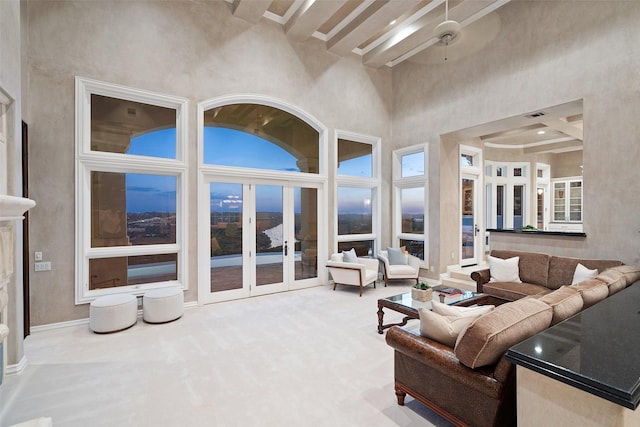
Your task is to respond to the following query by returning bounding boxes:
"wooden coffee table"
[377,291,494,334]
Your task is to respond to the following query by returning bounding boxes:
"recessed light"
[389,19,397,25]
[537,130,545,135]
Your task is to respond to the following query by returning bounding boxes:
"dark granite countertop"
[506,283,640,409]
[486,228,586,237]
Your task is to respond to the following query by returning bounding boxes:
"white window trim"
[392,144,429,267]
[334,130,381,255]
[75,77,189,304]
[485,160,529,229]
[196,95,329,301]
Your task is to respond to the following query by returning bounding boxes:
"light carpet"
[0,283,453,427]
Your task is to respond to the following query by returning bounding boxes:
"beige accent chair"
[378,250,421,286]
[326,253,379,296]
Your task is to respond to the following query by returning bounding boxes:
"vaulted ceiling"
[227,0,511,68]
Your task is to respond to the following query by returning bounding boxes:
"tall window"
[75,78,188,303]
[393,145,428,263]
[336,133,380,256]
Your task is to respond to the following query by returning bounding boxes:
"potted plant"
[411,282,433,302]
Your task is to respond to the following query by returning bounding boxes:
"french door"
[461,174,481,267]
[200,177,319,303]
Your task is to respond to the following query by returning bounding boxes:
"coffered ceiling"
[450,100,584,155]
[226,0,511,68]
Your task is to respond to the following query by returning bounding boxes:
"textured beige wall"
[392,1,640,274]
[23,1,392,325]
[0,0,26,367]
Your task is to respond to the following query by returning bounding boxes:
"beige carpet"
[0,283,453,427]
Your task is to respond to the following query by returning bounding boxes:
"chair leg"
[384,275,388,287]
[359,284,363,297]
[333,282,337,291]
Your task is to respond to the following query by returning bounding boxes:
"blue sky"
[126,127,424,214]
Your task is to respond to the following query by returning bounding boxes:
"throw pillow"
[571,263,598,285]
[342,248,358,263]
[431,300,495,317]
[419,308,480,347]
[387,247,408,265]
[488,256,522,283]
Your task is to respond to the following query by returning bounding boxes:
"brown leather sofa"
[470,250,623,302]
[386,251,640,427]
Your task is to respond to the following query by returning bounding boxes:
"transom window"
[202,104,320,174]
[75,77,188,303]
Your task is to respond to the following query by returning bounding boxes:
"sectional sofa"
[386,250,640,427]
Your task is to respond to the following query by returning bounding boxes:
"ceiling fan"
[433,0,461,61]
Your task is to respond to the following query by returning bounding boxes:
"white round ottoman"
[143,287,184,323]
[89,294,138,333]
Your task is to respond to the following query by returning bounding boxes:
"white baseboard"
[6,355,27,376]
[30,301,198,333]
[30,318,89,334]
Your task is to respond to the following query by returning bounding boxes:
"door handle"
[284,241,288,256]
[474,225,480,236]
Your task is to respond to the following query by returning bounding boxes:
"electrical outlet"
[35,251,43,261]
[34,261,51,272]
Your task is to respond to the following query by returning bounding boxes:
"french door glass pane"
[210,182,243,292]
[402,187,424,233]
[496,185,504,229]
[461,179,474,260]
[296,187,318,280]
[256,185,283,286]
[513,185,523,228]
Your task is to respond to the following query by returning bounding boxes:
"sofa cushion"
[539,286,584,325]
[571,263,598,285]
[431,300,494,317]
[490,250,550,287]
[488,256,521,283]
[572,278,609,307]
[547,256,623,289]
[605,265,640,287]
[419,308,481,347]
[595,269,626,296]
[388,264,416,275]
[482,281,549,301]
[387,247,407,265]
[454,298,552,369]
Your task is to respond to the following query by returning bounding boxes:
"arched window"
[202,103,320,174]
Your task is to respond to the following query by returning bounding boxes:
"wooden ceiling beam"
[232,0,272,23]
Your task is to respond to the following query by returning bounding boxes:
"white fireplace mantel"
[0,194,36,221]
